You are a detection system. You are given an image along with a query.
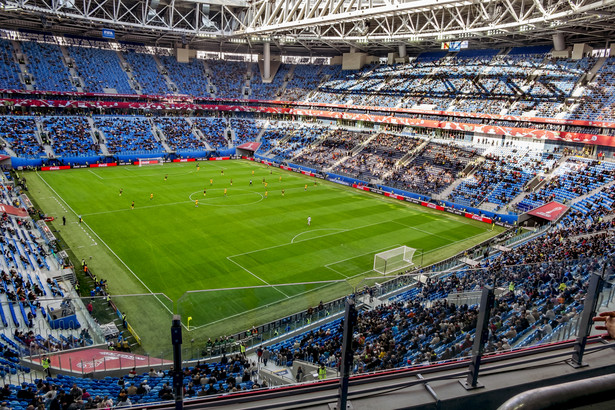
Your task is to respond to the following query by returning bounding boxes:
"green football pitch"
[24,160,502,354]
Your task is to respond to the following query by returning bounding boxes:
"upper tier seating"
[21,41,76,92]
[159,56,209,97]
[0,39,22,89]
[208,61,248,99]
[122,51,170,95]
[69,46,133,94]
[250,64,290,100]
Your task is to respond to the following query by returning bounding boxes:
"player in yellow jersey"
[304,184,307,191]
[224,188,227,197]
[195,199,198,207]
[279,176,282,182]
[265,191,268,198]
[150,193,154,200]
[210,178,213,186]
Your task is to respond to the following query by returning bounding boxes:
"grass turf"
[25,160,503,354]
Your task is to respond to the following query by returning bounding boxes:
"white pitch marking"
[88,170,104,180]
[226,256,290,298]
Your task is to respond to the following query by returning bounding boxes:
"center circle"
[188,188,264,206]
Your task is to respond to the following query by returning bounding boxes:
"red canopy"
[527,201,569,221]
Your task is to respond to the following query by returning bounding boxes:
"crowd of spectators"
[154,118,208,152]
[42,117,99,157]
[207,60,248,99]
[518,157,615,212]
[250,64,290,100]
[0,39,22,90]
[191,118,228,149]
[69,46,133,94]
[94,116,162,154]
[0,117,43,158]
[20,41,76,92]
[449,146,557,211]
[331,133,422,180]
[122,51,170,95]
[293,129,373,170]
[384,142,477,196]
[159,56,210,97]
[229,118,264,146]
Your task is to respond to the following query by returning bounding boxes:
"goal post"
[373,246,416,275]
[136,157,165,166]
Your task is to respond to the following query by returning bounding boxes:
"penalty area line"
[87,170,104,180]
[226,256,290,298]
[35,171,175,318]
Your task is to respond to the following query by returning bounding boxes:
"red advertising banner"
[242,156,256,161]
[172,158,196,162]
[352,184,370,191]
[134,159,160,165]
[465,213,493,224]
[527,201,569,221]
[89,163,117,168]
[208,157,230,161]
[41,165,71,171]
[420,202,445,211]
[384,192,405,200]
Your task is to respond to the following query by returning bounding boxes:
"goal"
[137,158,164,166]
[373,246,416,275]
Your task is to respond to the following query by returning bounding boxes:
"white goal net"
[373,246,416,275]
[137,158,164,166]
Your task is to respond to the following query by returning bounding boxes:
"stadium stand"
[122,50,170,95]
[0,117,43,158]
[94,116,163,154]
[191,117,229,149]
[159,56,210,97]
[69,46,133,94]
[41,117,98,157]
[207,60,248,99]
[20,41,76,92]
[154,117,208,152]
[0,39,23,90]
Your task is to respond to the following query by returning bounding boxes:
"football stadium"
[0,0,614,408]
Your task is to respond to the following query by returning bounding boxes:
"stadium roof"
[1,0,615,56]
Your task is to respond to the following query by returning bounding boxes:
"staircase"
[152,55,178,94]
[116,51,141,95]
[148,120,173,152]
[59,46,85,92]
[184,118,213,150]
[11,40,35,90]
[570,179,615,206]
[325,132,379,171]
